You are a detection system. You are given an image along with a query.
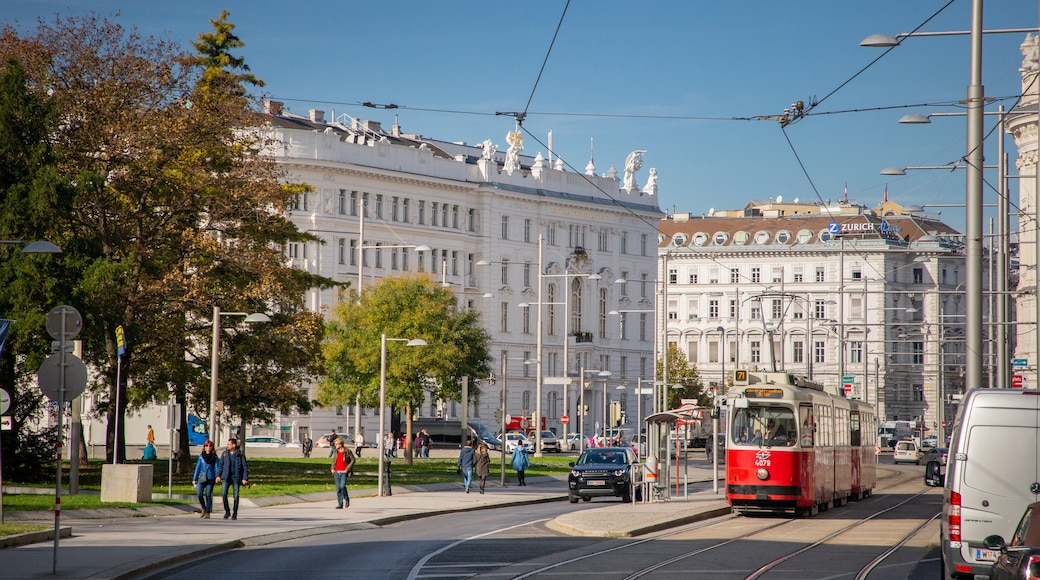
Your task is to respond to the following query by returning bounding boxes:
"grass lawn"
[3,454,574,512]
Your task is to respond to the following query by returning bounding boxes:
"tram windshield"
[731,406,797,447]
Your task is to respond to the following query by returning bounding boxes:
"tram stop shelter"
[643,408,697,502]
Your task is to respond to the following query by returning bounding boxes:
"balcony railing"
[573,331,594,343]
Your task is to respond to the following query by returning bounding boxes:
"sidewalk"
[2,464,730,579]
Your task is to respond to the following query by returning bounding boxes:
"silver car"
[537,430,561,453]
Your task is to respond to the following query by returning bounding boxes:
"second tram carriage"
[725,370,877,516]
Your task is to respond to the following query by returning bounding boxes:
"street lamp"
[1,240,63,254]
[209,307,270,444]
[378,333,426,497]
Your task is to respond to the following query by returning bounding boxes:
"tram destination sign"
[745,388,784,399]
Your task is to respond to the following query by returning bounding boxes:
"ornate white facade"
[659,200,971,440]
[1010,33,1040,388]
[259,106,662,442]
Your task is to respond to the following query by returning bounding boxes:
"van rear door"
[956,394,1040,565]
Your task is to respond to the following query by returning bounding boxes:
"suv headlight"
[571,470,582,478]
[613,469,626,477]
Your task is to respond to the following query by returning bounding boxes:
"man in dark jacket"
[216,438,249,520]
[457,438,476,493]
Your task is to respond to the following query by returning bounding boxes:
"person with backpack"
[330,437,356,509]
[511,442,531,486]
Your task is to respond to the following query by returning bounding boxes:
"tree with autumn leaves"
[321,276,492,465]
[0,11,334,475]
[659,344,711,409]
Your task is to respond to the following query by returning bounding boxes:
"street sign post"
[1013,358,1029,368]
[560,414,569,425]
[1012,374,1024,388]
[841,375,855,396]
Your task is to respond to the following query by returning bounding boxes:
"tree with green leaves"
[321,276,492,465]
[0,12,335,473]
[658,344,709,409]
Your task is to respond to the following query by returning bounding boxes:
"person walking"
[215,437,249,520]
[384,431,397,459]
[457,438,475,493]
[330,437,356,509]
[325,429,338,458]
[355,431,364,456]
[146,425,155,445]
[419,429,431,458]
[192,440,218,518]
[474,441,491,494]
[511,442,531,486]
[302,434,313,458]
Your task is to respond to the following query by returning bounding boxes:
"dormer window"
[713,232,728,246]
[692,232,708,246]
[754,231,771,245]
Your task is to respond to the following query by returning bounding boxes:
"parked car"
[922,447,948,487]
[565,432,581,451]
[536,430,561,453]
[892,439,922,464]
[567,446,641,503]
[501,432,533,453]
[922,435,939,448]
[984,501,1040,580]
[244,436,301,448]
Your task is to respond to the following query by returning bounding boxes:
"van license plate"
[588,480,605,486]
[973,548,999,562]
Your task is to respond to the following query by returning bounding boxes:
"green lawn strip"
[6,455,573,506]
[0,524,49,536]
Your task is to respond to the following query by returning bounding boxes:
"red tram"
[725,370,877,516]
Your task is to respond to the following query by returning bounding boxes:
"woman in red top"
[330,437,356,509]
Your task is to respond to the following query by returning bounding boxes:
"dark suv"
[568,447,640,503]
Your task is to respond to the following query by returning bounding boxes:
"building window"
[391,248,399,270]
[850,340,863,364]
[418,200,425,225]
[547,284,556,335]
[913,267,924,284]
[640,233,648,256]
[501,216,509,239]
[814,299,826,320]
[815,267,825,282]
[708,299,719,318]
[793,340,804,363]
[441,203,448,228]
[730,268,740,283]
[522,305,531,334]
[771,299,782,320]
[402,248,410,271]
[452,205,459,229]
[793,272,803,283]
[547,223,557,246]
[750,304,761,320]
[523,351,532,378]
[599,288,607,339]
[620,231,628,254]
[523,263,532,288]
[451,251,459,276]
[912,341,924,364]
[669,268,677,284]
[403,199,410,222]
[338,190,347,215]
[500,302,509,332]
[729,300,737,318]
[467,208,475,232]
[349,239,358,266]
[641,273,648,298]
[639,313,648,341]
[597,229,608,252]
[391,196,399,221]
[524,218,532,242]
[374,243,383,268]
[337,239,346,265]
[751,267,761,283]
[375,194,383,218]
[814,340,826,363]
[431,202,438,226]
[913,384,924,402]
[750,341,761,363]
[772,268,783,283]
[500,260,509,285]
[350,190,359,216]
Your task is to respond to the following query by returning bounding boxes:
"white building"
[259,104,661,443]
[658,199,972,440]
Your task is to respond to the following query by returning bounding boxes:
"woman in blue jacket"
[192,440,219,518]
[511,443,531,486]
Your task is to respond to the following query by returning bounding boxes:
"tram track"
[454,466,936,580]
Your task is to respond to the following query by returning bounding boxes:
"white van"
[893,439,921,464]
[941,388,1040,579]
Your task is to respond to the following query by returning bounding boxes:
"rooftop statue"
[642,168,658,195]
[480,139,497,161]
[503,130,524,175]
[623,150,646,191]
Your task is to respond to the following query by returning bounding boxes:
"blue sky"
[5,1,1037,233]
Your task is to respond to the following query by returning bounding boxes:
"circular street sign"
[0,388,10,415]
[561,414,570,425]
[46,305,83,341]
[37,352,88,401]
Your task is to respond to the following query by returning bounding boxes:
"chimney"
[264,100,284,115]
[308,109,325,123]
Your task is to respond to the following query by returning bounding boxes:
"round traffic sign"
[560,414,569,425]
[0,388,10,415]
[37,352,88,401]
[46,305,82,340]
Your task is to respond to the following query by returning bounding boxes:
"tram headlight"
[756,468,769,480]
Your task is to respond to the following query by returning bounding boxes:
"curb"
[0,526,72,549]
